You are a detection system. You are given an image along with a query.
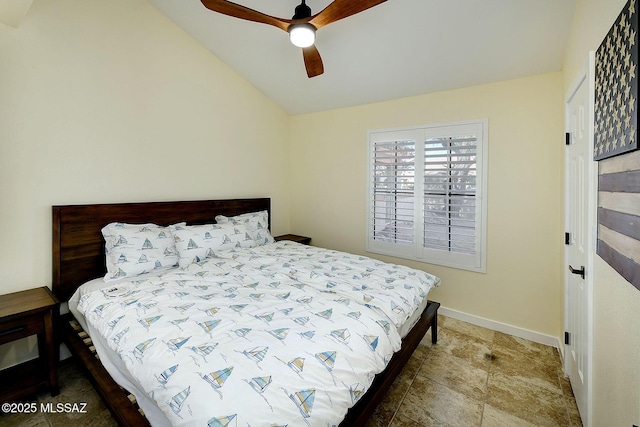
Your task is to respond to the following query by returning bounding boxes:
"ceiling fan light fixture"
[201,0,389,77]
[289,23,316,48]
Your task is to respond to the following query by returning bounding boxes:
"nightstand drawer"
[0,315,43,345]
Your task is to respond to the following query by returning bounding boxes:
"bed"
[52,198,440,426]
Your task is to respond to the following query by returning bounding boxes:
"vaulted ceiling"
[2,1,575,115]
[147,0,575,114]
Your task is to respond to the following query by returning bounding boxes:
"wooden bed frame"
[52,198,439,426]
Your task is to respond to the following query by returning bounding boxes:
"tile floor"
[0,314,583,426]
[366,315,583,427]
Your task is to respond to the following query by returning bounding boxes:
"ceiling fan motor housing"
[293,0,312,20]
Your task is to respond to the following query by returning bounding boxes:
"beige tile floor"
[0,314,582,426]
[366,315,583,427]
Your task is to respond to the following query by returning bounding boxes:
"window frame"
[366,119,488,273]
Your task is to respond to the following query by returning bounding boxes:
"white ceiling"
[148,0,576,115]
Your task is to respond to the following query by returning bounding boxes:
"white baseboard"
[439,306,564,353]
[60,343,72,361]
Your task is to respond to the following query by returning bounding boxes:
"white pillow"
[172,223,257,267]
[102,222,183,282]
[215,210,275,246]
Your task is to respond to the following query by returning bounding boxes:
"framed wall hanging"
[594,0,640,291]
[594,0,638,161]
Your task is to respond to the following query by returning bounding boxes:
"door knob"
[569,265,585,279]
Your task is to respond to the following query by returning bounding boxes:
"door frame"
[564,51,596,427]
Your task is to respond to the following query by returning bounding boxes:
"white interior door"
[565,53,595,427]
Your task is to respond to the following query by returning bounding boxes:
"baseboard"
[60,343,72,361]
[439,306,564,351]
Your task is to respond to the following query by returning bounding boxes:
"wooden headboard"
[52,198,271,302]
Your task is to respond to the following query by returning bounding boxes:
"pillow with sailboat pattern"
[102,222,184,282]
[214,210,275,246]
[172,222,257,268]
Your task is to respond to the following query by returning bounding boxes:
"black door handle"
[569,265,585,279]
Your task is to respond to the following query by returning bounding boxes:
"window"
[367,120,488,272]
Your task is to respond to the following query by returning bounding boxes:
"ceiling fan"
[200,0,387,78]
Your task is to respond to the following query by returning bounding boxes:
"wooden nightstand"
[274,234,312,245]
[0,287,60,401]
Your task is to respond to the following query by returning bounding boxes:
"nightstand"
[274,234,312,245]
[0,287,60,401]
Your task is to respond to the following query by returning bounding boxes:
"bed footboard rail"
[339,300,440,426]
[60,313,151,427]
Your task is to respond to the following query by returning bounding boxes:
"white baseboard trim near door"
[439,306,564,352]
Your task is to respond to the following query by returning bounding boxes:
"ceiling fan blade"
[201,0,290,32]
[302,45,324,78]
[309,0,387,29]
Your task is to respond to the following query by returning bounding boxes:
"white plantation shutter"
[372,139,415,244]
[423,136,477,254]
[367,120,487,272]
[368,131,418,259]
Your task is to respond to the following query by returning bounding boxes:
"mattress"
[69,241,439,426]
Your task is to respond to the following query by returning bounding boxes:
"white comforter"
[77,241,440,426]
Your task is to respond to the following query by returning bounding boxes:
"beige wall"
[0,0,290,365]
[563,0,640,425]
[289,73,565,338]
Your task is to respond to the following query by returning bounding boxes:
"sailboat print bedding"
[71,240,440,427]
